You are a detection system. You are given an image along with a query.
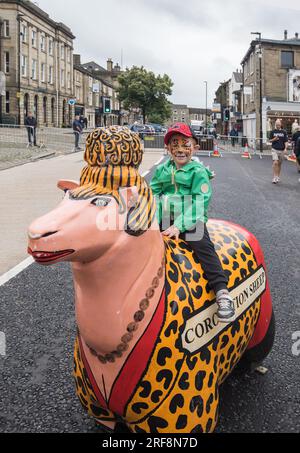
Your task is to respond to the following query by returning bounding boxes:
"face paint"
[168,134,195,167]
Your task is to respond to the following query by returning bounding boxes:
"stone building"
[167,104,212,127]
[74,56,122,128]
[214,79,230,134]
[242,31,300,140]
[0,0,75,126]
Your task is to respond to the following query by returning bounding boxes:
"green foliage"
[117,66,173,124]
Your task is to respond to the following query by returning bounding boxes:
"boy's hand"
[162,225,181,240]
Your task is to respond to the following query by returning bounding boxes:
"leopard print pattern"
[73,221,262,433]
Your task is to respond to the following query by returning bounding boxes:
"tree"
[117,66,173,124]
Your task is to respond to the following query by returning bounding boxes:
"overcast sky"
[36,0,300,107]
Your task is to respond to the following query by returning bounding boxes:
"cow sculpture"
[28,126,274,433]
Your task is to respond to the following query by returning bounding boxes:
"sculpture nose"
[28,231,58,240]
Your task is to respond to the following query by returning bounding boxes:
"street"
[0,153,299,433]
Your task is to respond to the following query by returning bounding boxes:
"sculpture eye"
[91,197,111,207]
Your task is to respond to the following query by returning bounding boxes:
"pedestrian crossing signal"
[103,98,111,114]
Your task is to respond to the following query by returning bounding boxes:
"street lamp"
[204,81,208,135]
[251,32,263,157]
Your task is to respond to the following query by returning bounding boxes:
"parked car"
[148,123,167,134]
[130,124,155,140]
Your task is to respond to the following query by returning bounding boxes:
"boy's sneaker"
[216,290,236,323]
[272,178,278,184]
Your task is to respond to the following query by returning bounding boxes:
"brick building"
[242,31,300,140]
[0,0,75,126]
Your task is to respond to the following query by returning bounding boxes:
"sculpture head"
[28,126,157,265]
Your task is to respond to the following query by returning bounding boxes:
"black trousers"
[27,127,36,145]
[161,222,228,294]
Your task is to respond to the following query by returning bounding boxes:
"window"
[4,52,9,73]
[21,23,27,43]
[66,47,71,63]
[67,72,71,89]
[3,20,9,37]
[61,45,65,59]
[32,29,37,47]
[41,63,46,82]
[48,66,53,84]
[61,69,65,87]
[40,34,46,52]
[21,55,28,77]
[49,39,53,55]
[32,59,37,80]
[250,53,254,74]
[5,91,10,113]
[281,51,294,68]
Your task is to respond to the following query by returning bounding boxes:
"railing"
[0,125,296,157]
[0,125,91,154]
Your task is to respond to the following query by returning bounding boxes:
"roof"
[171,104,188,109]
[189,108,212,114]
[74,64,114,88]
[241,37,300,64]
[82,61,108,73]
[0,0,75,39]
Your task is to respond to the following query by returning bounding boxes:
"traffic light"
[224,109,230,122]
[103,97,111,114]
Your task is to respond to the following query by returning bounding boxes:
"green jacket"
[150,159,214,232]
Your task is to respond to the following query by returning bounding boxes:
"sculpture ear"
[119,186,139,209]
[57,180,80,192]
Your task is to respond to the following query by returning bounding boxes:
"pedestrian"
[291,124,300,176]
[269,119,289,184]
[25,112,37,147]
[229,126,238,147]
[84,117,88,129]
[150,122,235,323]
[73,115,83,150]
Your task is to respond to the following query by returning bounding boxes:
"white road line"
[0,257,34,287]
[0,332,6,357]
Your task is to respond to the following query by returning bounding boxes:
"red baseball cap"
[164,122,197,145]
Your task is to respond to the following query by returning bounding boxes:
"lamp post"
[204,81,208,134]
[251,32,263,157]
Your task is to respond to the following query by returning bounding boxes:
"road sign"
[68,99,76,106]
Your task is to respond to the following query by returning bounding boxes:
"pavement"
[0,149,163,275]
[0,153,299,433]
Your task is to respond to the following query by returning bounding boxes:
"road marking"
[0,332,6,356]
[0,257,34,287]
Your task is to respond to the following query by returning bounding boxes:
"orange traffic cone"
[242,143,251,159]
[211,141,221,158]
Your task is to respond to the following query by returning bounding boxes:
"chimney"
[107,58,113,72]
[296,32,299,39]
[73,54,81,65]
[284,30,288,40]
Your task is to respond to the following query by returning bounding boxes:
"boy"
[150,123,235,323]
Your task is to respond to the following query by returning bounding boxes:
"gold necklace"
[82,256,165,365]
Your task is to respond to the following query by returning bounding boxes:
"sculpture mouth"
[28,248,74,264]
